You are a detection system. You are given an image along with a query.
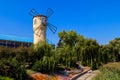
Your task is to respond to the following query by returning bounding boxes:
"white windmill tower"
[30,8,57,45]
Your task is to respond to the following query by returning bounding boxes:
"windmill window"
[34,19,37,24]
[42,18,47,26]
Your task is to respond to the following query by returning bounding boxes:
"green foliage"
[93,62,120,80]
[0,76,14,80]
[56,45,77,68]
[57,30,102,69]
[34,41,54,59]
[0,46,9,60]
[9,58,27,80]
[109,38,120,61]
[14,47,28,63]
[0,58,28,80]
[32,56,56,73]
[32,42,56,73]
[58,30,78,47]
[80,46,100,69]
[57,30,120,70]
[0,30,120,78]
[0,46,31,63]
[100,40,120,64]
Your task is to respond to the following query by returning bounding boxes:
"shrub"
[32,56,56,73]
[0,58,28,80]
[32,42,56,73]
[0,46,9,59]
[34,42,54,59]
[14,47,28,63]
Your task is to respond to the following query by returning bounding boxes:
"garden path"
[76,70,99,80]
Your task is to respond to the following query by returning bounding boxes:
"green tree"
[32,42,57,73]
[109,38,120,61]
[58,30,78,48]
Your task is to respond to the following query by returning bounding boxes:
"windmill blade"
[46,8,54,18]
[29,8,39,17]
[47,23,57,33]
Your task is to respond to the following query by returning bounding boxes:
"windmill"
[29,8,57,45]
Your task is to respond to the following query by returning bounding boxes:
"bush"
[0,46,9,59]
[14,47,28,63]
[34,42,54,59]
[32,42,56,73]
[0,58,28,80]
[32,56,56,73]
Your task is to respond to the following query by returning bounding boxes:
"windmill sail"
[29,8,39,17]
[47,23,57,34]
[46,8,54,18]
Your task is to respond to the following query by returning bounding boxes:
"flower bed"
[31,73,57,80]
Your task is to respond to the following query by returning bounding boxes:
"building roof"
[0,34,54,44]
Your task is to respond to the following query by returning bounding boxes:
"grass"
[93,62,120,80]
[0,76,14,80]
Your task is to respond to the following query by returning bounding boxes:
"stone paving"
[76,70,100,80]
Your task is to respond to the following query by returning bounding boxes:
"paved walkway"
[76,70,100,80]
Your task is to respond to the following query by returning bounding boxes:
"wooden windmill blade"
[47,23,57,34]
[29,8,39,17]
[46,8,54,18]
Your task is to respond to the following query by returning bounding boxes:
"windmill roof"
[34,14,47,18]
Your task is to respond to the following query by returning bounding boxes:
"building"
[0,34,54,48]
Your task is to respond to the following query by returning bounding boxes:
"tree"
[58,30,78,48]
[109,38,120,61]
[32,42,57,73]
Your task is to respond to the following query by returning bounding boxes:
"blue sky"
[0,0,120,45]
